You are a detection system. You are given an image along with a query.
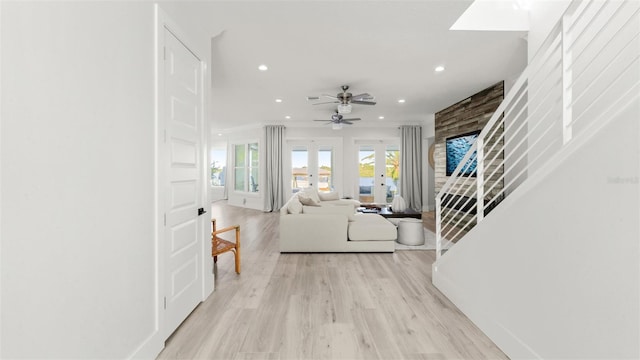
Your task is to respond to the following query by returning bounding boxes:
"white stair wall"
[433,98,639,358]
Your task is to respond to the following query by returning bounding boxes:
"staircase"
[435,0,640,258]
[432,1,639,358]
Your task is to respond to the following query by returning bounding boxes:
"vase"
[391,195,407,212]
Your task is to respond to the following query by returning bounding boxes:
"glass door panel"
[317,146,333,192]
[291,146,308,194]
[385,145,400,203]
[249,143,259,192]
[234,144,245,191]
[358,146,375,203]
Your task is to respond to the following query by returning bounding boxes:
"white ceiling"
[201,1,528,133]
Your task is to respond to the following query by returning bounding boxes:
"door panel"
[317,146,333,192]
[384,145,400,203]
[163,27,204,335]
[170,220,197,253]
[357,143,400,204]
[291,146,309,193]
[170,180,197,209]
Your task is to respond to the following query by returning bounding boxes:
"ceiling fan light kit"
[313,111,361,130]
[337,104,352,114]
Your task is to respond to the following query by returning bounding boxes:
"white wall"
[423,137,436,211]
[1,2,158,358]
[434,100,639,359]
[1,2,215,358]
[528,0,571,59]
[422,114,436,211]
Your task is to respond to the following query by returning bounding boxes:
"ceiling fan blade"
[306,96,320,101]
[351,100,377,105]
[352,93,373,100]
[341,118,361,121]
[313,119,332,122]
[321,94,338,99]
[312,101,339,105]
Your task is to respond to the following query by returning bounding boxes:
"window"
[234,142,259,193]
[211,149,226,187]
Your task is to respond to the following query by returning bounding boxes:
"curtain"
[264,125,286,212]
[400,125,423,211]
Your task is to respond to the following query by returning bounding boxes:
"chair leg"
[234,248,240,274]
[213,255,218,263]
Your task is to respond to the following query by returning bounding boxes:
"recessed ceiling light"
[398,99,406,103]
[378,116,385,120]
[258,64,268,71]
[217,133,222,136]
[435,66,445,72]
[285,115,291,119]
[275,98,283,103]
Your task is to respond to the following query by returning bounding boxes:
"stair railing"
[436,0,640,259]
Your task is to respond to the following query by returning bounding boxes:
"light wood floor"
[157,202,507,360]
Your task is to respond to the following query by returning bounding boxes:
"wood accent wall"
[434,81,504,198]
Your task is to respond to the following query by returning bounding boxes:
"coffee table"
[378,207,422,219]
[357,205,422,219]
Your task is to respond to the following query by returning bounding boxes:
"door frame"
[154,5,212,345]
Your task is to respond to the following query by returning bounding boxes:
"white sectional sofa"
[279,189,397,253]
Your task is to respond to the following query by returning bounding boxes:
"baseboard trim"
[127,330,163,360]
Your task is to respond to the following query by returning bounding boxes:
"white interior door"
[163,27,205,335]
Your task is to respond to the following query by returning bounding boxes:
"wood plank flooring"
[157,202,507,360]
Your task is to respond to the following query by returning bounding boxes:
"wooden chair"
[211,219,241,274]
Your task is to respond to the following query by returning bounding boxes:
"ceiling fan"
[307,85,376,113]
[314,111,361,129]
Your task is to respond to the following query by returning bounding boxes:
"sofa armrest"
[279,214,348,252]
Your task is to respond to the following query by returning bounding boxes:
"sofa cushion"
[348,214,397,241]
[318,191,340,201]
[321,198,361,209]
[302,204,353,220]
[286,196,303,214]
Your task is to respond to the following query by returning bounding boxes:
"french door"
[288,140,341,196]
[356,142,400,204]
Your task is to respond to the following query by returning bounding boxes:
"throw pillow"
[318,191,340,201]
[287,196,303,214]
[298,194,320,206]
[301,187,321,204]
